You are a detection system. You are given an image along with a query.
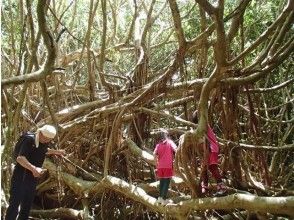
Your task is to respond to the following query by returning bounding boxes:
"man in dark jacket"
[5,124,65,220]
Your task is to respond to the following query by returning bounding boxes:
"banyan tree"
[1,0,294,219]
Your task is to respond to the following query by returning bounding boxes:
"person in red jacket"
[192,111,227,196]
[153,129,177,205]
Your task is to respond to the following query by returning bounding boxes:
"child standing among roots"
[192,111,227,196]
[153,129,177,205]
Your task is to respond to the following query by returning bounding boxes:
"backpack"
[13,132,34,161]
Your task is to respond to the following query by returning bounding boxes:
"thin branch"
[228,0,293,65]
[168,0,186,47]
[195,0,217,16]
[247,78,294,93]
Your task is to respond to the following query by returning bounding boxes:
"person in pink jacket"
[153,130,177,205]
[192,111,227,196]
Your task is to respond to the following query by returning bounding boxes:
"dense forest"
[1,0,294,219]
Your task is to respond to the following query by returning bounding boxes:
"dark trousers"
[5,169,37,220]
[159,178,171,199]
[201,164,222,185]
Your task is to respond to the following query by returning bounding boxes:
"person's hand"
[56,149,66,156]
[47,149,66,157]
[31,166,46,178]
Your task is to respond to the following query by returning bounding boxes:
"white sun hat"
[35,125,57,148]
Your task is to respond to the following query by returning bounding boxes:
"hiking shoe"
[201,182,209,194]
[213,190,227,197]
[156,197,164,204]
[163,199,173,205]
[215,182,227,196]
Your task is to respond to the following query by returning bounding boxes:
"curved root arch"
[175,130,204,198]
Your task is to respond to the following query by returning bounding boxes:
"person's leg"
[209,164,227,194]
[209,164,222,183]
[5,185,22,220]
[208,152,221,182]
[155,169,164,204]
[208,152,227,195]
[162,178,171,200]
[17,178,37,220]
[159,178,165,198]
[5,171,24,220]
[200,165,209,194]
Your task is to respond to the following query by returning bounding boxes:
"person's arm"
[16,156,45,178]
[46,148,66,156]
[153,145,159,166]
[16,136,45,177]
[153,154,158,166]
[170,140,177,152]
